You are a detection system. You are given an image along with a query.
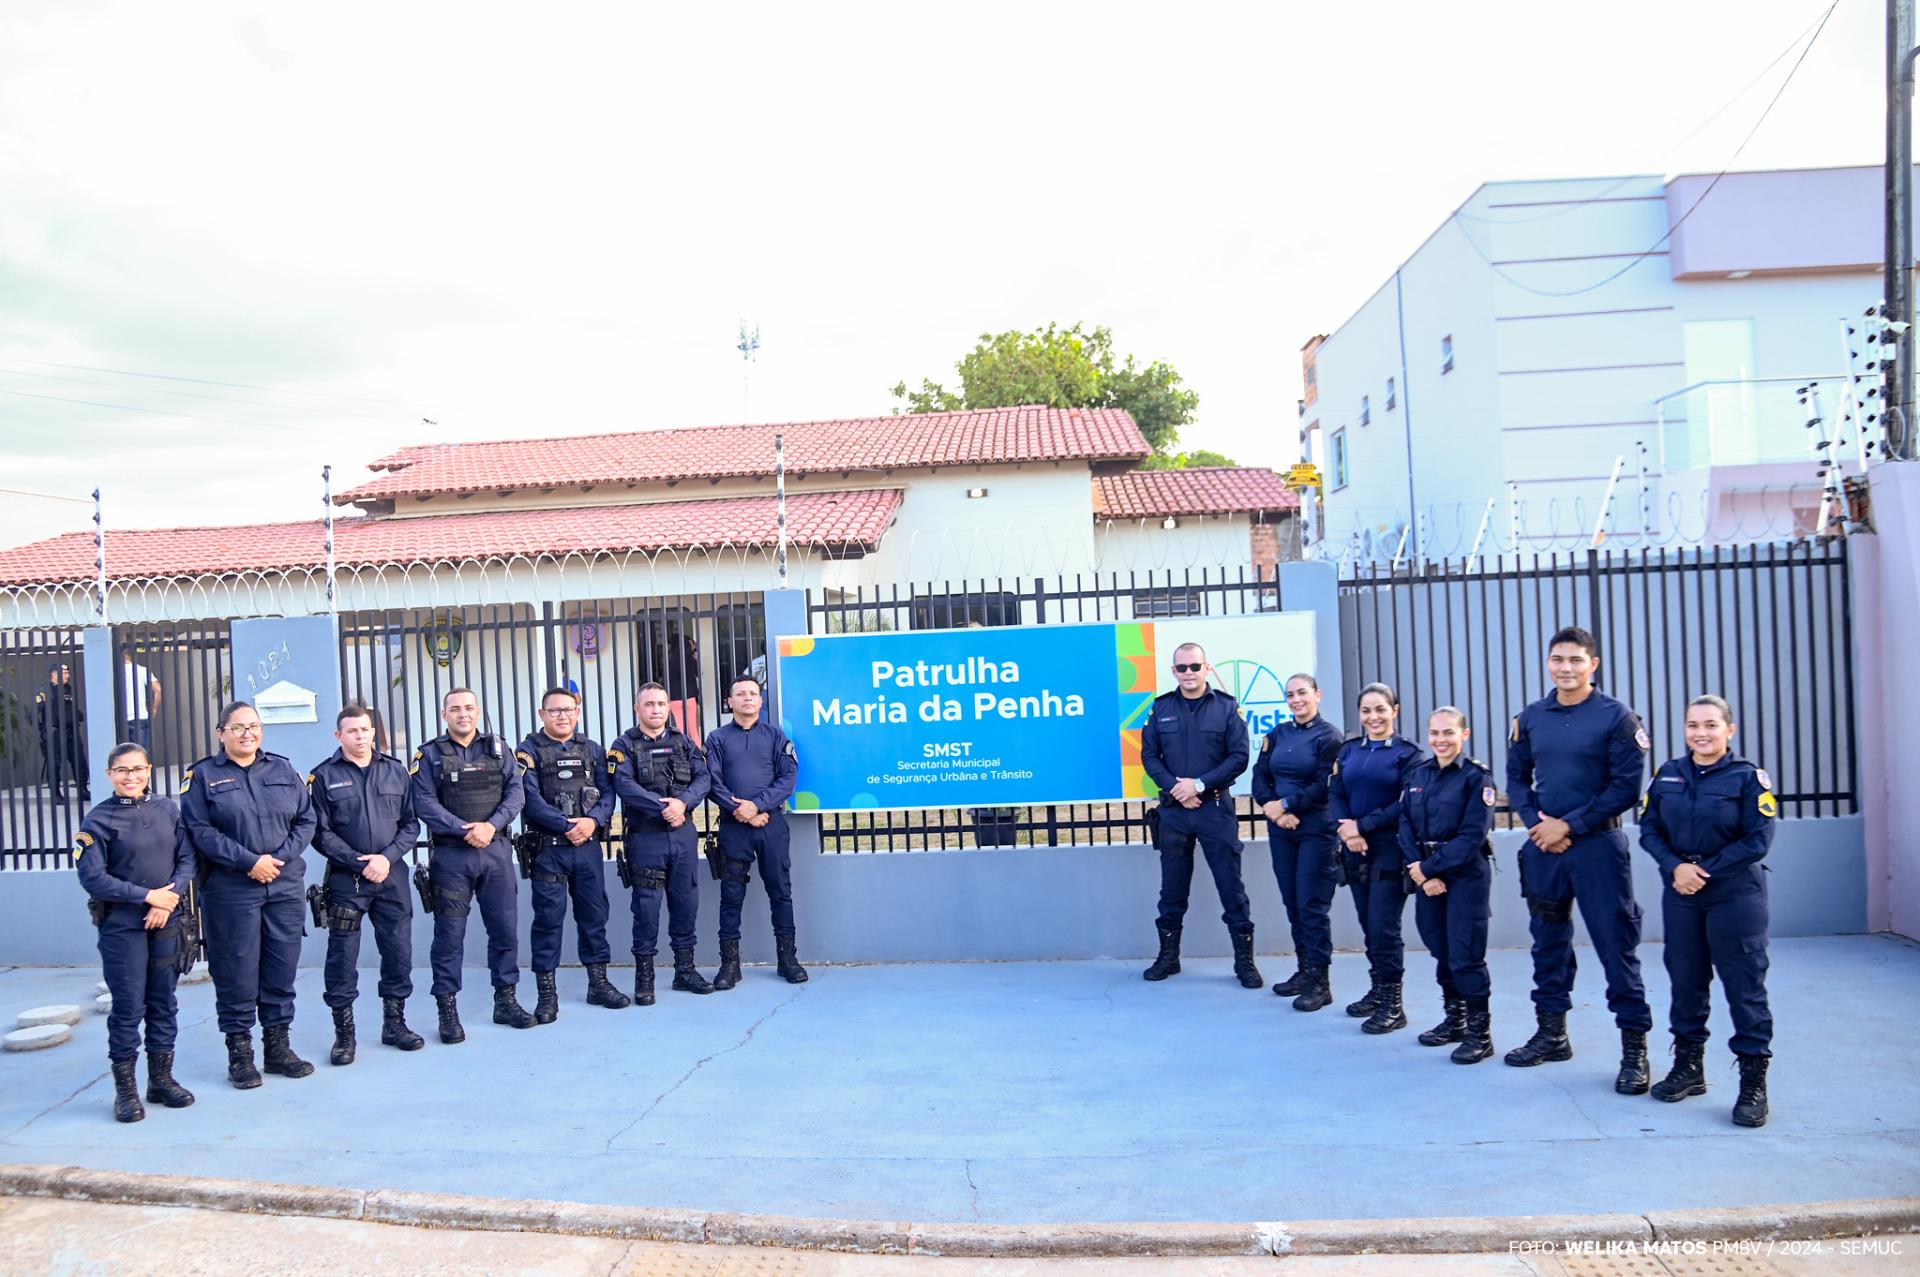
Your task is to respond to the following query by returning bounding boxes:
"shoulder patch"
[1482,786,1496,808]
[180,768,193,793]
[1756,768,1773,792]
[1510,716,1520,743]
[514,750,534,769]
[782,739,796,760]
[1634,727,1651,752]
[408,757,421,775]
[305,772,316,786]
[1260,736,1272,755]
[1330,757,1339,775]
[1758,791,1778,818]
[73,831,95,857]
[608,747,626,763]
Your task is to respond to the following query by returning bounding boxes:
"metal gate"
[0,626,87,867]
[109,619,233,800]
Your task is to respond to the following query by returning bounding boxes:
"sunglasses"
[1172,663,1205,674]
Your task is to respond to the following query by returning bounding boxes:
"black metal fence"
[0,626,87,868]
[109,619,234,800]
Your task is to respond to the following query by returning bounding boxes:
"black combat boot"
[381,997,424,1051]
[1272,967,1305,997]
[1229,927,1263,989]
[225,1032,262,1089]
[110,1057,146,1123]
[1652,1039,1707,1102]
[1616,1029,1652,1095]
[712,939,743,991]
[1291,965,1332,1012]
[671,948,714,995]
[1732,1055,1770,1128]
[329,1005,357,1067]
[1345,974,1381,1018]
[586,962,630,1008]
[1142,925,1182,981]
[776,934,809,984]
[145,1051,194,1108]
[262,1024,313,1078]
[1504,1010,1572,1067]
[1419,994,1467,1046]
[492,985,536,1028]
[1451,997,1493,1064]
[533,971,560,1024]
[1361,982,1407,1034]
[633,959,657,1007]
[436,993,465,1044]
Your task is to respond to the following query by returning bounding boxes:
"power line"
[1450,0,1843,299]
[0,386,399,442]
[0,366,415,425]
[0,485,92,505]
[0,356,424,408]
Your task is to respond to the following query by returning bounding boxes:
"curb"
[2,1164,1915,1257]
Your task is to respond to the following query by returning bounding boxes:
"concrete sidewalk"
[0,936,1915,1230]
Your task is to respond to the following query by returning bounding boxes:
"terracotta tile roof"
[338,406,1150,506]
[1092,468,1301,520]
[0,491,901,586]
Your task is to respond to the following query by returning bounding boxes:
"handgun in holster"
[177,883,207,974]
[703,828,722,882]
[86,897,110,928]
[306,882,331,930]
[1144,802,1162,847]
[413,860,439,913]
[614,843,633,890]
[513,831,538,881]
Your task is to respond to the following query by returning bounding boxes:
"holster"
[513,831,537,881]
[86,898,110,928]
[615,845,634,890]
[413,862,439,913]
[1145,803,1162,846]
[704,830,723,882]
[306,882,331,931]
[180,883,206,970]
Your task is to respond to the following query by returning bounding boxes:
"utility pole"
[738,321,761,420]
[1889,0,1917,459]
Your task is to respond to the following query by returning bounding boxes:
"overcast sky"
[0,0,1884,550]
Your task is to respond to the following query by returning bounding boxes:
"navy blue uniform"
[1399,756,1497,1000]
[75,795,195,1060]
[609,724,710,959]
[1328,734,1424,983]
[1251,713,1344,967]
[516,731,617,971]
[34,677,89,800]
[410,734,525,996]
[181,752,316,1035]
[1639,753,1776,1057]
[706,718,799,943]
[1140,688,1253,935]
[1507,690,1653,1031]
[310,750,418,1009]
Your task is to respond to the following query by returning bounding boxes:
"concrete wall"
[0,813,1868,968]
[1856,464,1920,941]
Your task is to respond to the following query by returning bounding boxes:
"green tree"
[890,323,1207,459]
[1138,448,1238,471]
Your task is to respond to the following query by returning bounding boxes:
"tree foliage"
[1136,448,1238,471]
[890,323,1214,461]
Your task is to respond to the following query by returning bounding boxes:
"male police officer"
[706,675,807,989]
[310,704,424,1064]
[610,681,713,1004]
[409,687,535,1042]
[516,687,627,1021]
[1139,642,1260,987]
[35,663,89,801]
[1505,625,1656,1093]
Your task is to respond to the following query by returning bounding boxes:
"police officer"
[1327,682,1424,1032]
[610,681,714,1004]
[706,675,807,990]
[410,687,535,1042]
[1638,694,1776,1127]
[310,704,424,1064]
[1505,625,1655,1093]
[75,742,196,1122]
[1399,708,1498,1064]
[181,701,317,1089]
[35,662,89,802]
[1140,642,1260,988]
[516,687,626,1021]
[1252,672,1343,1009]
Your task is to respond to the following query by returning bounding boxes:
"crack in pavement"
[1548,1075,1607,1139]
[600,987,807,1155]
[963,1157,981,1221]
[2,1070,108,1143]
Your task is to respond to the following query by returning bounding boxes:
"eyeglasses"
[1172,663,1204,674]
[223,725,262,736]
[108,766,151,777]
[540,706,578,715]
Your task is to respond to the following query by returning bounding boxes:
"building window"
[1131,588,1205,619]
[910,591,1020,630]
[1359,394,1370,427]
[1331,429,1349,491]
[1385,376,1396,411]
[1440,334,1454,374]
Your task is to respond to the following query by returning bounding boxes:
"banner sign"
[775,614,1316,812]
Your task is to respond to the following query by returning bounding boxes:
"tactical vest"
[531,736,597,818]
[624,728,693,793]
[431,736,506,823]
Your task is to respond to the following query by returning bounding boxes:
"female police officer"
[1399,707,1498,1063]
[1252,673,1344,1011]
[1327,682,1423,1032]
[75,742,197,1122]
[1638,694,1776,1127]
[181,701,317,1090]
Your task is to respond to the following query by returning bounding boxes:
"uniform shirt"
[706,718,798,815]
[310,749,417,875]
[1639,752,1776,879]
[609,724,711,827]
[33,683,84,737]
[407,733,523,843]
[1250,713,1344,828]
[1506,689,1648,835]
[1140,688,1248,798]
[1397,755,1496,879]
[180,751,316,879]
[74,794,192,903]
[1327,735,1424,838]
[516,731,616,836]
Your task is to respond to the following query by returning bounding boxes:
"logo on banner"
[1212,659,1291,736]
[422,612,464,669]
[569,617,602,660]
